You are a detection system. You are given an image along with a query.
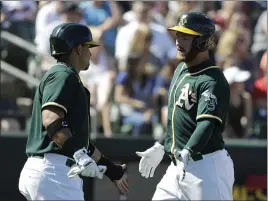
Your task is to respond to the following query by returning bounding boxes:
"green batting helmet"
[49,23,100,57]
[168,12,215,51]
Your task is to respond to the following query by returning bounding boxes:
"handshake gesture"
[136,143,191,181]
[67,148,128,194]
[67,148,107,179]
[136,142,165,178]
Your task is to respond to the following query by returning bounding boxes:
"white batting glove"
[67,148,107,179]
[174,149,191,181]
[136,142,165,178]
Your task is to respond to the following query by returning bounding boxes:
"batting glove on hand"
[174,149,191,181]
[136,142,165,178]
[67,148,107,179]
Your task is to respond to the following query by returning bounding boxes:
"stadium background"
[0,1,267,200]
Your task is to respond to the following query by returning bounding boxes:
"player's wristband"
[61,137,78,157]
[97,155,124,181]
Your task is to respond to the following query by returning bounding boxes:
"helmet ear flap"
[194,34,214,51]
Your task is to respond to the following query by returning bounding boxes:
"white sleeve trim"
[196,114,222,124]
[41,102,67,113]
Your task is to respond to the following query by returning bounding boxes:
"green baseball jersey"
[164,60,230,155]
[26,62,91,158]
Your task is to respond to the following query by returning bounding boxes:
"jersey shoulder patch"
[201,89,217,111]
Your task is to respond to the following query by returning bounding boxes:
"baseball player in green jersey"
[136,12,234,200]
[18,23,128,200]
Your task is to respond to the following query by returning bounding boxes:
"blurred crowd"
[1,1,267,140]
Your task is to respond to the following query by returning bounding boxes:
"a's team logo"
[178,16,187,26]
[202,89,217,111]
[176,83,197,110]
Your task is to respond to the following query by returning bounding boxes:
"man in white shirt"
[115,2,176,71]
[35,3,86,74]
[34,2,64,52]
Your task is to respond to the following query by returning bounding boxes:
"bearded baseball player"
[136,12,234,200]
[18,23,128,200]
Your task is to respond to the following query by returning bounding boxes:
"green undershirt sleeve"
[185,119,215,154]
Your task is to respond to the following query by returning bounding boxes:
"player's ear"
[75,44,83,56]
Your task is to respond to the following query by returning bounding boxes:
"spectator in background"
[35,2,85,74]
[223,66,252,138]
[251,52,267,139]
[165,1,203,28]
[35,1,64,51]
[151,2,169,27]
[114,53,156,137]
[1,1,37,72]
[228,12,251,32]
[251,10,268,64]
[208,1,243,31]
[152,59,177,129]
[1,1,37,29]
[80,0,121,57]
[116,2,176,71]
[79,27,116,138]
[114,23,158,137]
[128,24,162,74]
[36,2,84,56]
[216,28,257,91]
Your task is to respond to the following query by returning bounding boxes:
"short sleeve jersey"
[164,60,230,155]
[26,63,91,158]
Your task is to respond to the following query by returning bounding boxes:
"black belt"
[30,153,76,168]
[169,154,203,166]
[169,149,224,166]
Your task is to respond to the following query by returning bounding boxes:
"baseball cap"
[223,66,251,84]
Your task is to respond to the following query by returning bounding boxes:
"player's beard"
[177,47,199,63]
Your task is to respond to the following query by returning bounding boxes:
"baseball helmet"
[168,12,215,51]
[49,23,100,57]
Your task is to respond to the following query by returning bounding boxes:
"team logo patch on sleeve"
[201,90,217,111]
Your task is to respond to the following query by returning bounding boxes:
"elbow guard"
[46,118,69,139]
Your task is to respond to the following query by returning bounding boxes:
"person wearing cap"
[136,12,234,200]
[223,66,252,138]
[18,23,128,200]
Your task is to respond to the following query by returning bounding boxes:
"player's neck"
[65,58,81,73]
[186,52,210,68]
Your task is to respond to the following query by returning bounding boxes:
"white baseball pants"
[18,153,84,200]
[152,149,235,200]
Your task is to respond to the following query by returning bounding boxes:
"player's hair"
[53,53,71,62]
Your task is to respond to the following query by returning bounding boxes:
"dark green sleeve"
[196,80,229,124]
[41,72,80,113]
[185,119,215,154]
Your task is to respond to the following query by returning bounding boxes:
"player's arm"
[41,71,103,167]
[42,106,72,148]
[87,142,125,181]
[184,119,216,154]
[86,142,128,193]
[184,80,229,154]
[41,72,83,155]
